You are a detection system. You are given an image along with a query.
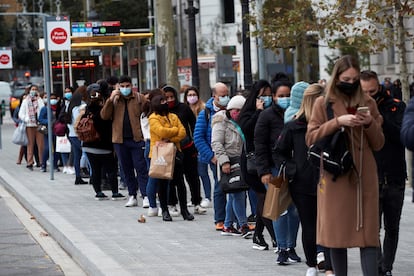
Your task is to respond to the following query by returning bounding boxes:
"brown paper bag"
[262,175,292,221]
[149,142,177,180]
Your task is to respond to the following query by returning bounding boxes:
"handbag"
[148,142,177,180]
[245,151,256,174]
[218,156,250,193]
[263,165,292,220]
[307,103,353,180]
[37,124,48,135]
[56,135,71,153]
[12,122,28,146]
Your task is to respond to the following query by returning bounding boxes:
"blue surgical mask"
[259,96,272,108]
[120,87,131,96]
[277,97,291,110]
[50,99,58,105]
[30,90,37,97]
[64,92,72,100]
[218,95,230,107]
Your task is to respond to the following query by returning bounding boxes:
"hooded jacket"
[194,97,217,164]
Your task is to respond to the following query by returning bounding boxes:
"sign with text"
[71,21,120,37]
[47,16,71,51]
[0,47,12,69]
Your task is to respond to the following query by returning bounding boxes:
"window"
[223,0,235,24]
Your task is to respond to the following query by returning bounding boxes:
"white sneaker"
[142,196,150,208]
[125,196,138,207]
[306,267,318,276]
[168,205,180,217]
[187,202,194,207]
[147,207,158,217]
[200,198,211,208]
[317,251,325,271]
[157,208,162,217]
[63,166,67,174]
[66,167,75,175]
[194,205,207,215]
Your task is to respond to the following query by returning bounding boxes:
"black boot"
[181,208,194,221]
[162,210,172,221]
[75,177,87,185]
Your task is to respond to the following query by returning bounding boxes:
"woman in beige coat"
[306,55,384,276]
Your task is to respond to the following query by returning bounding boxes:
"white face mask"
[187,95,198,104]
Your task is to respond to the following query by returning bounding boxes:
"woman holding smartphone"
[305,55,384,276]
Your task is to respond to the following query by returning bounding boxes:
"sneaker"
[247,214,256,224]
[147,207,158,217]
[62,166,67,174]
[194,205,207,215]
[40,167,46,172]
[200,198,211,208]
[252,235,269,250]
[239,224,253,239]
[215,222,224,231]
[187,202,194,207]
[317,252,325,271]
[221,226,241,236]
[66,167,75,175]
[276,249,290,265]
[288,247,302,263]
[142,196,150,208]
[125,196,138,207]
[118,182,127,190]
[168,205,180,217]
[95,192,109,200]
[248,224,255,231]
[112,193,126,201]
[384,271,392,276]
[306,267,318,276]
[157,208,162,217]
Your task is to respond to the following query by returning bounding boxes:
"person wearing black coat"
[361,71,406,276]
[82,84,125,200]
[162,85,206,215]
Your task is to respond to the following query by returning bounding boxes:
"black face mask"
[336,81,360,95]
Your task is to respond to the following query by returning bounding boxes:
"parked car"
[9,87,27,117]
[0,81,12,114]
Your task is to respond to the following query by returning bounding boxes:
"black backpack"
[307,102,353,181]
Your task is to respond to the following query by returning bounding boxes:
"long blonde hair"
[294,84,325,122]
[324,55,364,107]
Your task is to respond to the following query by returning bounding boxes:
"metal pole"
[68,50,73,87]
[256,0,266,80]
[43,16,54,180]
[241,0,252,91]
[185,0,200,88]
[61,50,65,92]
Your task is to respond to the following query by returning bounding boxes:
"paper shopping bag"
[263,174,292,221]
[148,142,176,180]
[56,135,71,153]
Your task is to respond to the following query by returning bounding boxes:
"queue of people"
[12,54,410,276]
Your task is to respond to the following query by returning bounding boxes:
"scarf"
[27,96,38,125]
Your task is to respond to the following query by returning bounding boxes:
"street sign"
[0,47,12,69]
[71,21,120,37]
[47,16,71,51]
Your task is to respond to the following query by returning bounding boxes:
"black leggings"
[254,191,276,242]
[331,247,378,276]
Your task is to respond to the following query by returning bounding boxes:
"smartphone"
[357,106,369,113]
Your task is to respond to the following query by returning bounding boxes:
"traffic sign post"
[0,47,13,69]
[47,16,71,51]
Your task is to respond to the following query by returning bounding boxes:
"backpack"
[75,112,100,142]
[307,102,353,181]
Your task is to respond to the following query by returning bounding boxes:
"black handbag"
[37,124,48,135]
[245,151,257,174]
[219,156,250,193]
[307,103,353,180]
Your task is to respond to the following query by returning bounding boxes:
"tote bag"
[148,142,176,180]
[218,156,250,193]
[263,166,292,220]
[56,135,71,153]
[12,122,28,146]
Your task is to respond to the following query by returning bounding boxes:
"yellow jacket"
[148,112,186,158]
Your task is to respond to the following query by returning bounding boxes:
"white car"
[0,81,12,109]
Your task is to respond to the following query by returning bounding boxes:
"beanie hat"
[227,95,246,110]
[284,81,309,123]
[87,83,100,94]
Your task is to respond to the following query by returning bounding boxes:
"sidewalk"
[1,116,413,276]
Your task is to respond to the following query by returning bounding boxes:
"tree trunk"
[155,0,180,88]
[295,32,308,81]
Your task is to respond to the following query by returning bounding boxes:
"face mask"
[259,96,272,108]
[30,90,37,97]
[43,98,48,104]
[218,95,230,107]
[120,87,131,96]
[167,101,175,109]
[229,110,240,121]
[336,81,359,95]
[277,97,290,110]
[187,95,198,105]
[50,99,58,105]
[64,92,72,100]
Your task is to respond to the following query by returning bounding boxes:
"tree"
[155,0,179,88]
[95,0,148,29]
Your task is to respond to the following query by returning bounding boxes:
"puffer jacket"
[194,97,217,163]
[401,96,414,150]
[211,110,243,166]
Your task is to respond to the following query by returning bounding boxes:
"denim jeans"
[198,161,212,200]
[224,191,246,228]
[212,162,226,223]
[42,133,59,170]
[114,139,148,197]
[144,140,158,207]
[273,203,300,249]
[248,187,257,215]
[68,136,82,177]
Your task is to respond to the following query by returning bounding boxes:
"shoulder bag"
[218,156,250,193]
